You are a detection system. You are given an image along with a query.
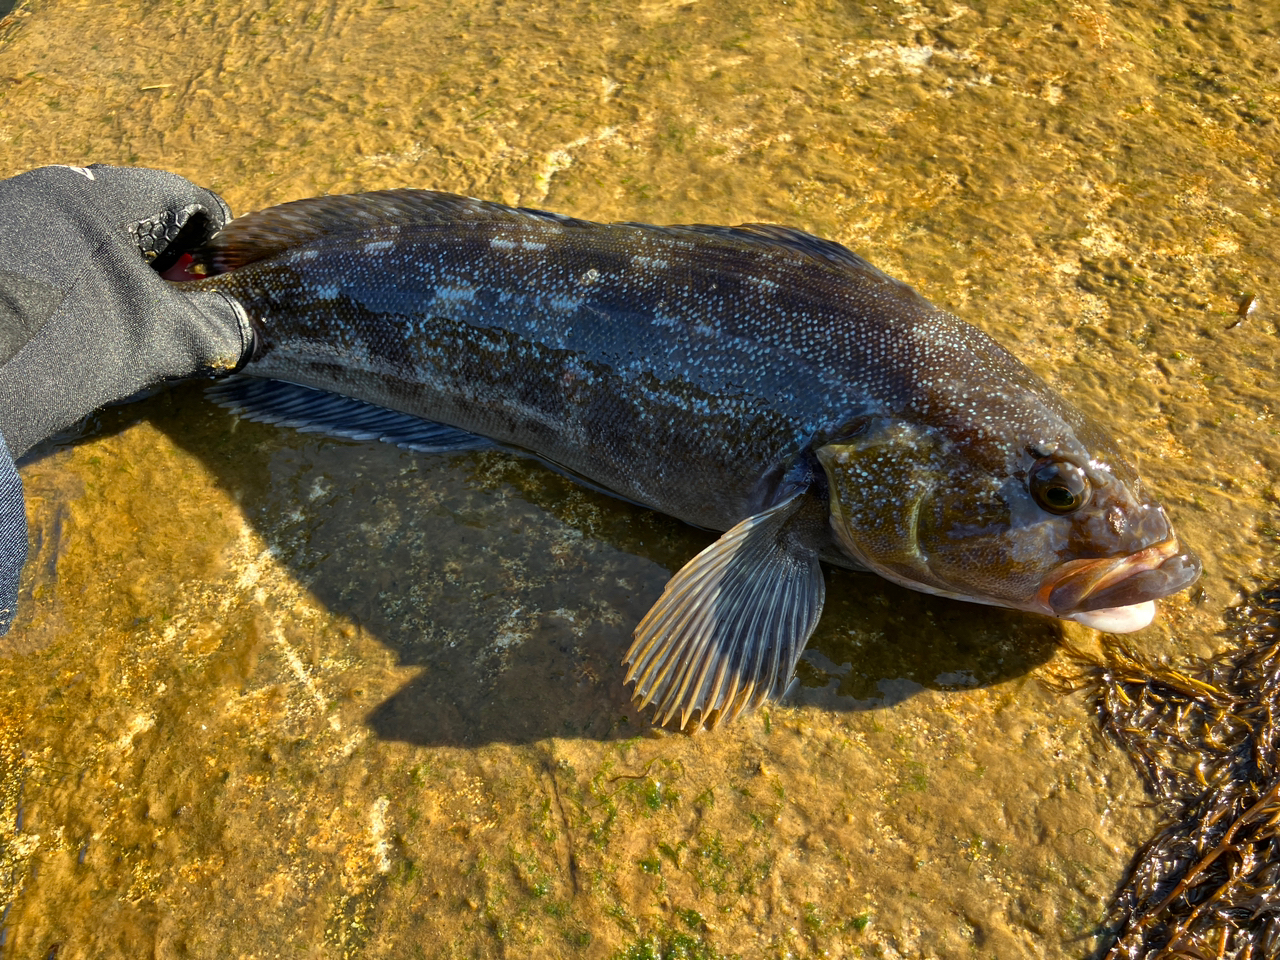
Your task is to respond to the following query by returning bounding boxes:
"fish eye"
[1028,458,1091,515]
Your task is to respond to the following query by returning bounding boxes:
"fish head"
[814,406,1201,633]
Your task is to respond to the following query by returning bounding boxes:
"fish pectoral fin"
[206,377,496,453]
[623,494,826,731]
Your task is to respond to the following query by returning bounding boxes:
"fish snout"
[1082,499,1177,555]
[1038,535,1202,629]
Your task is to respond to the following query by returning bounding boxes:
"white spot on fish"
[631,255,670,271]
[546,293,582,312]
[490,236,517,251]
[434,284,477,305]
[578,268,601,286]
[363,239,394,252]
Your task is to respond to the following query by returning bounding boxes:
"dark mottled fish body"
[195,198,951,531]
[183,190,1200,728]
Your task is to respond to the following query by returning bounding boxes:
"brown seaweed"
[1070,585,1280,959]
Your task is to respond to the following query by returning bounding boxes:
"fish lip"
[1039,537,1202,615]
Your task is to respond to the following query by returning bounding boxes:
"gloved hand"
[0,163,254,634]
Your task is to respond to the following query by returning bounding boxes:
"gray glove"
[0,163,252,455]
[0,163,254,634]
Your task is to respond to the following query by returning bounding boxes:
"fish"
[176,189,1202,729]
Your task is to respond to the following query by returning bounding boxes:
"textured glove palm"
[0,163,253,635]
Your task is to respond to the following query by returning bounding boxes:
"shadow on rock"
[141,383,1062,746]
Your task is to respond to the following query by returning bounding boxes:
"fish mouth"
[1038,537,1202,619]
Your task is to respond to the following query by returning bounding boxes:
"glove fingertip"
[181,289,257,374]
[67,165,233,263]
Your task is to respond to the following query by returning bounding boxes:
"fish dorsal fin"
[624,493,826,730]
[686,223,897,277]
[624,221,922,295]
[204,187,914,293]
[197,189,590,273]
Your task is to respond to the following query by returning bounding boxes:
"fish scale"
[180,188,1200,729]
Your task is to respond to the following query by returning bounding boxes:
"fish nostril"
[1138,503,1173,542]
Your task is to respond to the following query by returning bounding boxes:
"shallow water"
[1,0,1277,957]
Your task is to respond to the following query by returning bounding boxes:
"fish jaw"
[1064,601,1155,633]
[1035,535,1201,633]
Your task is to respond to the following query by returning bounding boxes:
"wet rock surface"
[1,1,1277,956]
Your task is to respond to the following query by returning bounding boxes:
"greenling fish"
[178,189,1201,729]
